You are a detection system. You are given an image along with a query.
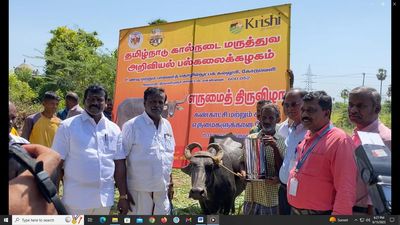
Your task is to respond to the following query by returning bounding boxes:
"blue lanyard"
[295,124,333,173]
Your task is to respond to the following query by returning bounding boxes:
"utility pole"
[362,73,366,86]
[303,65,316,92]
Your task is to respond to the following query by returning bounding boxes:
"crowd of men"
[8,81,391,215]
[241,87,391,215]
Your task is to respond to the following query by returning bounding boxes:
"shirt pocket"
[163,133,175,153]
[104,134,118,154]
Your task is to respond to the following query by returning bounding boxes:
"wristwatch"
[119,194,128,200]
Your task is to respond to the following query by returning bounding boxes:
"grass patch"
[110,169,244,215]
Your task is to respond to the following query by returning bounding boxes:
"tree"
[331,102,352,133]
[9,73,37,104]
[14,67,33,83]
[9,73,42,129]
[387,85,391,98]
[148,19,168,25]
[376,68,387,97]
[340,89,349,103]
[43,26,116,98]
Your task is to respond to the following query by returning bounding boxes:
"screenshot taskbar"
[0,215,399,225]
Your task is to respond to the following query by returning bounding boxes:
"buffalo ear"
[181,164,192,175]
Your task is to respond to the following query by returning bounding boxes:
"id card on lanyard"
[289,124,333,196]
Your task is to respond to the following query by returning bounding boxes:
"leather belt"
[292,207,332,215]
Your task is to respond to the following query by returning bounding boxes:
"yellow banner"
[114,4,291,168]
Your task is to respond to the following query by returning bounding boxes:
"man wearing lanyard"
[287,91,357,215]
[278,88,308,215]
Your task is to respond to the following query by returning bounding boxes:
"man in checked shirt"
[241,103,285,215]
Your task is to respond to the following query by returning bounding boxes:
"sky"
[9,0,392,101]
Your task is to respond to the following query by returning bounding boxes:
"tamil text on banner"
[114,4,291,168]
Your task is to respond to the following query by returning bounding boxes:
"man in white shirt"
[278,88,308,215]
[52,85,129,215]
[121,87,175,215]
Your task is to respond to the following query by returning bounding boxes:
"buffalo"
[181,134,246,214]
[116,97,185,128]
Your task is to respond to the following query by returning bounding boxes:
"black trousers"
[278,183,292,215]
[291,207,332,215]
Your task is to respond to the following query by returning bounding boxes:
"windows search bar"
[12,215,84,225]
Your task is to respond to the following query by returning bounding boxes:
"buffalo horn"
[184,142,202,160]
[175,95,187,104]
[208,143,224,163]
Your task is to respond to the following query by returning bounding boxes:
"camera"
[354,144,391,214]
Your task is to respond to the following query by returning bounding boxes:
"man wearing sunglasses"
[278,88,308,215]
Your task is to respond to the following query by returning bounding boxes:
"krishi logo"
[245,14,281,29]
[229,20,243,34]
[128,31,143,49]
[150,28,163,47]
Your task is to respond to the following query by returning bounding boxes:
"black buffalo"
[181,134,246,214]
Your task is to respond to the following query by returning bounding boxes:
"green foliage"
[37,82,60,101]
[15,67,33,83]
[148,19,168,25]
[381,100,391,114]
[44,26,116,98]
[9,74,42,129]
[9,74,37,105]
[27,75,46,93]
[380,100,391,128]
[10,26,118,129]
[56,89,66,110]
[331,102,353,134]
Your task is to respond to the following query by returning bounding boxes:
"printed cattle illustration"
[116,97,186,127]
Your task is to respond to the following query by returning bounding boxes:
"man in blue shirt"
[278,88,308,215]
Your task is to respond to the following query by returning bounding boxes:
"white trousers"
[64,205,111,215]
[128,190,170,215]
